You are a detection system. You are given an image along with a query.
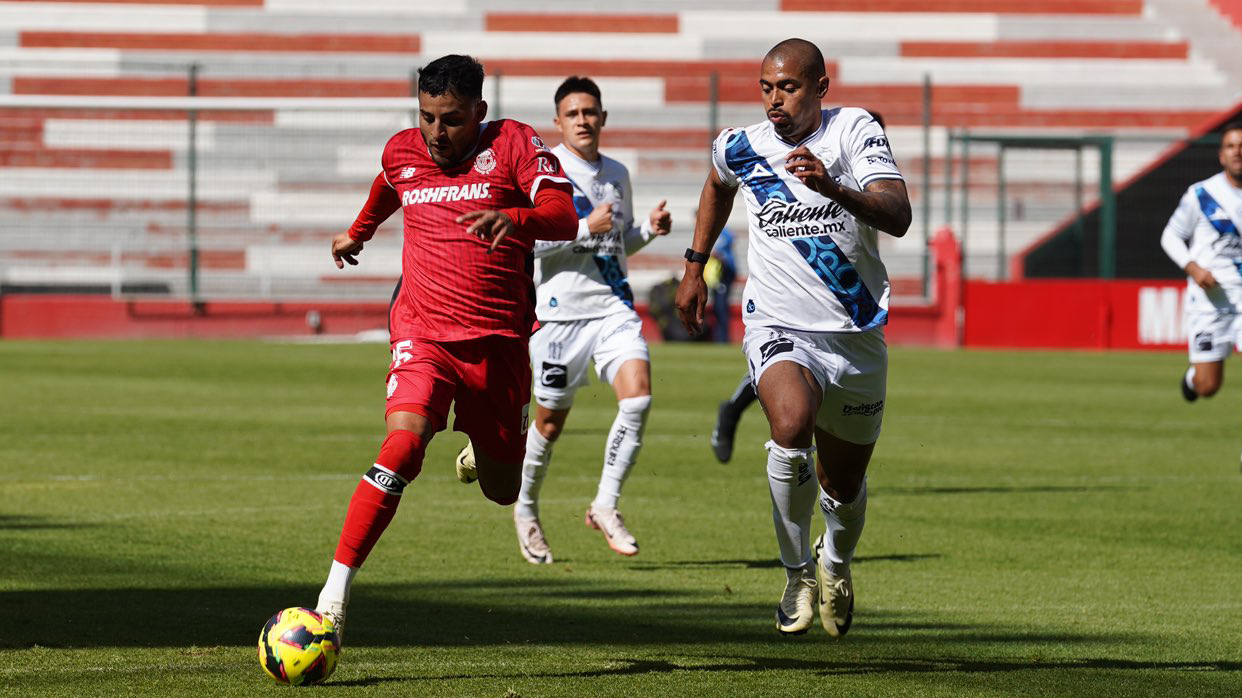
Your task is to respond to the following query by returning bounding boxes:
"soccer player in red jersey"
[312,54,578,641]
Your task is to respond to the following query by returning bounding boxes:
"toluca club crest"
[473,148,497,175]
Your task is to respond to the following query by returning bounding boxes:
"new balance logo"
[398,166,417,179]
[402,182,490,206]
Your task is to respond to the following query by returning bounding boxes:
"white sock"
[516,428,553,520]
[592,395,652,510]
[1185,366,1196,390]
[819,479,868,578]
[766,440,818,569]
[317,560,357,610]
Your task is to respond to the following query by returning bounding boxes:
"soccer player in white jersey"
[458,76,672,563]
[676,39,911,637]
[1162,124,1242,430]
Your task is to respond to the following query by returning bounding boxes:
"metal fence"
[10,57,1209,304]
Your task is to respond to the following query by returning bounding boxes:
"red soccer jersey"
[379,119,573,342]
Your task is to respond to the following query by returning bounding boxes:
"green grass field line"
[1,341,1239,697]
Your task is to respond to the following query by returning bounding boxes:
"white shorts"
[1186,311,1242,363]
[531,311,650,409]
[742,326,887,445]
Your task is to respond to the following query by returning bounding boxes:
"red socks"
[332,430,425,568]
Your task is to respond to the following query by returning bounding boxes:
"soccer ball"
[258,607,340,686]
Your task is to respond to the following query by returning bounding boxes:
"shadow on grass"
[629,553,941,572]
[0,514,96,531]
[1,580,1111,652]
[880,485,1137,496]
[329,654,1242,686]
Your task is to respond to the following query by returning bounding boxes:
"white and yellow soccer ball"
[258,607,340,686]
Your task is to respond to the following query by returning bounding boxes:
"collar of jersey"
[555,143,603,174]
[772,109,828,149]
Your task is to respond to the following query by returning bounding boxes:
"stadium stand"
[2,0,1241,306]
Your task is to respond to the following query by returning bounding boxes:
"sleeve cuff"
[575,217,593,242]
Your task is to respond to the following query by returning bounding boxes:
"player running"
[457,76,672,563]
[1163,123,1242,462]
[313,54,577,641]
[676,39,910,637]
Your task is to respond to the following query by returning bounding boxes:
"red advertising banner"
[963,279,1185,350]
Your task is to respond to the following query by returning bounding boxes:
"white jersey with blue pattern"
[1161,171,1242,312]
[532,144,656,322]
[711,107,902,333]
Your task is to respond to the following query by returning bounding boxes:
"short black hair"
[765,38,826,82]
[554,76,602,110]
[418,54,485,101]
[1222,121,1242,142]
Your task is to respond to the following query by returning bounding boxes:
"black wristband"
[684,248,710,264]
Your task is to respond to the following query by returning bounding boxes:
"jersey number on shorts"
[392,340,414,369]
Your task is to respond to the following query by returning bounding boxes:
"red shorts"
[385,335,531,464]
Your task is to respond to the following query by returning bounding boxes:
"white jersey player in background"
[457,76,671,563]
[1162,123,1242,457]
[676,39,911,638]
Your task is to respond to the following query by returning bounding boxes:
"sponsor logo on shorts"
[746,299,755,313]
[1195,331,1214,352]
[759,338,794,365]
[842,400,884,417]
[602,316,641,343]
[386,375,398,398]
[520,403,530,434]
[541,362,568,388]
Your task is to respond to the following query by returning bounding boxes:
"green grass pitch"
[1,340,1239,697]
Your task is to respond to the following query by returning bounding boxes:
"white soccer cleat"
[585,505,639,556]
[514,513,554,565]
[775,565,817,635]
[454,441,478,484]
[315,601,347,648]
[814,534,854,637]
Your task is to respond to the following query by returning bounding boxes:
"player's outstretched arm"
[784,146,912,237]
[676,170,736,336]
[331,172,401,269]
